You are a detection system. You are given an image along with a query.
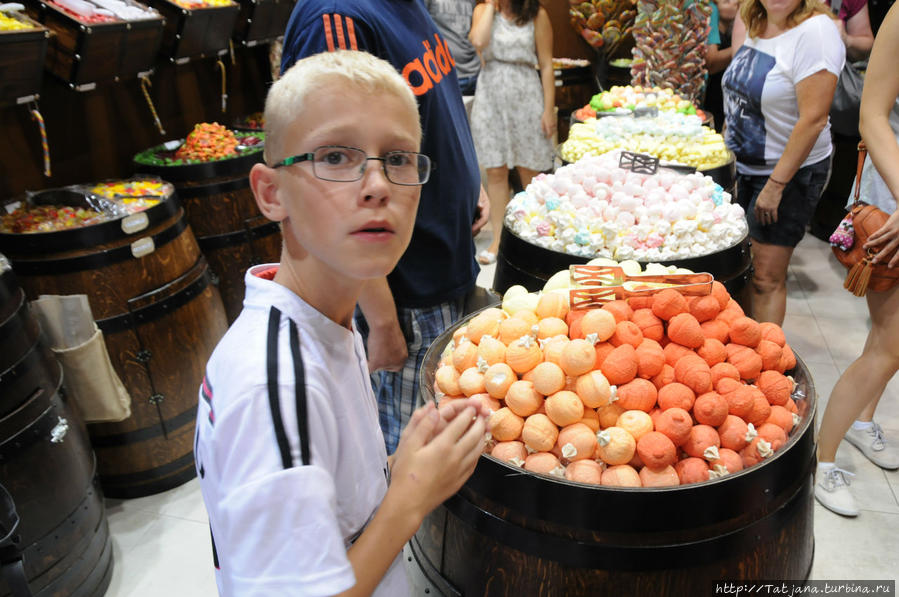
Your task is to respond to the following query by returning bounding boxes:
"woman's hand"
[865,210,899,267]
[754,180,785,225]
[541,108,556,138]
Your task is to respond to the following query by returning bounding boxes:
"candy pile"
[578,86,703,120]
[568,0,636,54]
[552,58,591,70]
[1,206,104,233]
[0,11,37,30]
[169,0,234,9]
[561,113,730,170]
[234,112,264,131]
[48,0,119,23]
[135,124,263,167]
[433,273,803,488]
[630,0,712,103]
[88,178,172,212]
[505,150,746,261]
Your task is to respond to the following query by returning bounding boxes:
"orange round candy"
[663,342,694,367]
[710,281,731,309]
[610,320,644,348]
[521,413,559,452]
[757,422,788,451]
[457,367,486,397]
[765,405,795,433]
[639,465,680,487]
[435,365,462,396]
[722,385,755,419]
[616,409,654,441]
[593,341,616,369]
[683,424,721,459]
[701,319,730,344]
[655,406,692,446]
[579,407,600,432]
[600,343,638,385]
[667,312,705,348]
[693,391,729,426]
[537,317,568,340]
[601,464,642,487]
[715,376,743,395]
[580,308,617,342]
[674,355,712,395]
[602,300,633,324]
[498,317,533,345]
[542,335,570,366]
[657,382,696,411]
[729,316,761,348]
[710,361,741,387]
[650,363,676,390]
[488,407,524,441]
[631,308,665,342]
[505,380,544,417]
[531,361,566,396]
[491,441,527,464]
[596,426,637,465]
[506,337,543,374]
[636,431,677,469]
[651,288,688,321]
[717,414,751,451]
[757,370,792,406]
[740,436,774,467]
[597,402,626,429]
[674,457,710,485]
[560,338,597,377]
[746,393,772,428]
[709,447,744,475]
[484,362,516,399]
[477,335,507,366]
[466,308,505,341]
[759,322,787,347]
[780,343,797,371]
[536,292,570,320]
[616,378,658,412]
[564,459,603,485]
[726,344,763,381]
[756,339,783,372]
[452,340,479,371]
[697,338,727,367]
[545,390,585,427]
[635,338,665,379]
[524,451,562,474]
[688,294,721,322]
[557,422,599,462]
[575,370,612,408]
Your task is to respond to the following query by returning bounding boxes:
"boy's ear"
[250,163,286,222]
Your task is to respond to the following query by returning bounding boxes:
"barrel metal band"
[98,450,196,488]
[0,400,61,460]
[89,405,196,447]
[175,176,249,199]
[95,264,212,335]
[8,217,187,275]
[197,220,280,251]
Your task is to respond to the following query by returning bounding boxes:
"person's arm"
[336,399,487,597]
[860,4,899,265]
[753,70,838,224]
[357,278,407,373]
[731,11,747,51]
[534,7,555,139]
[839,4,875,61]
[472,184,490,235]
[469,1,496,53]
[706,44,734,74]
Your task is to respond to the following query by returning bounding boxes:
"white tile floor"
[102,228,899,595]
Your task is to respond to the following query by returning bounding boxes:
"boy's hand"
[387,401,487,521]
[472,186,490,235]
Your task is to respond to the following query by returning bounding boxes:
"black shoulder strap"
[266,306,293,469]
[266,306,311,469]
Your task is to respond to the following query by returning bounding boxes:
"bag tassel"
[844,256,874,297]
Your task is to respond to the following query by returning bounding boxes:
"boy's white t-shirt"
[194,266,409,596]
[722,14,845,175]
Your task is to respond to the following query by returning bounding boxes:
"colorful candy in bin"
[434,259,804,488]
[133,122,264,167]
[0,10,37,30]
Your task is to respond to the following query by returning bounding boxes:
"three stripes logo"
[320,13,457,96]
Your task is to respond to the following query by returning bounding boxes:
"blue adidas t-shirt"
[281,0,481,308]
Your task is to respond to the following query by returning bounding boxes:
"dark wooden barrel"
[493,225,752,310]
[134,143,282,322]
[0,259,113,597]
[0,189,229,498]
[409,310,816,596]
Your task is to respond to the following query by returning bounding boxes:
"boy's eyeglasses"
[272,145,432,186]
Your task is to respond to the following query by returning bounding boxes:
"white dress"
[470,12,553,172]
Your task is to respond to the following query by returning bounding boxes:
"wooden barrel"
[0,189,229,498]
[409,310,816,596]
[0,258,113,597]
[493,225,752,310]
[134,143,282,322]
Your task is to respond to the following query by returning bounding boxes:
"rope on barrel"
[28,100,50,178]
[139,74,166,136]
[229,39,236,66]
[216,59,228,114]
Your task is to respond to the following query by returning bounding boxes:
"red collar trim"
[254,266,279,281]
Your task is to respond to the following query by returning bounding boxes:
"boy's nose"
[359,162,390,205]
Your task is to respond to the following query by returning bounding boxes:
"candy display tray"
[24,0,164,89]
[0,12,50,102]
[232,0,293,46]
[147,0,239,61]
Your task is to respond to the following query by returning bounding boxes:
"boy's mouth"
[353,221,395,235]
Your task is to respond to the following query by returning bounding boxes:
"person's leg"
[747,240,793,325]
[515,166,540,191]
[481,165,510,261]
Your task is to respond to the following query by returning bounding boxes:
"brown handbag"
[830,142,899,296]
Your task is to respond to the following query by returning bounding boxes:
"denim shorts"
[736,157,831,247]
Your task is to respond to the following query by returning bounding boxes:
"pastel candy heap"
[505,150,747,261]
[561,112,729,170]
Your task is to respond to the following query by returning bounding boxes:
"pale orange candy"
[476,335,507,366]
[483,362,516,399]
[597,402,626,429]
[515,310,540,327]
[536,291,570,320]
[557,422,598,462]
[545,390,585,427]
[639,465,680,487]
[505,380,544,417]
[575,370,612,408]
[616,409,654,441]
[498,317,532,345]
[580,308,617,342]
[488,407,524,442]
[537,317,568,340]
[595,426,636,465]
[458,367,486,397]
[466,308,506,342]
[531,361,566,396]
[560,339,597,377]
[674,457,710,485]
[601,464,642,487]
[452,340,479,372]
[505,338,543,374]
[452,325,469,345]
[524,451,562,474]
[435,365,461,397]
[579,407,600,432]
[542,335,570,366]
[491,441,528,464]
[564,459,603,485]
[521,413,559,452]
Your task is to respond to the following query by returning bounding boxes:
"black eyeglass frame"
[271,145,433,186]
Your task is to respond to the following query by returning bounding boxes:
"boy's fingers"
[431,405,476,446]
[403,402,440,449]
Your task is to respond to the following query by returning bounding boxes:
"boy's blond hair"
[263,50,421,164]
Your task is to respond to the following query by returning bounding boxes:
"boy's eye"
[319,150,351,165]
[386,153,413,168]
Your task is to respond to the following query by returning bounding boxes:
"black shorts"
[736,157,831,247]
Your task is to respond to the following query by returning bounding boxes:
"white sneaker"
[844,423,899,470]
[815,467,859,517]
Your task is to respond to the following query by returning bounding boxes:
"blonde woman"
[815,2,899,517]
[723,0,844,324]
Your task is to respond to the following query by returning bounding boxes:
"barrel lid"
[133,131,265,181]
[0,179,179,253]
